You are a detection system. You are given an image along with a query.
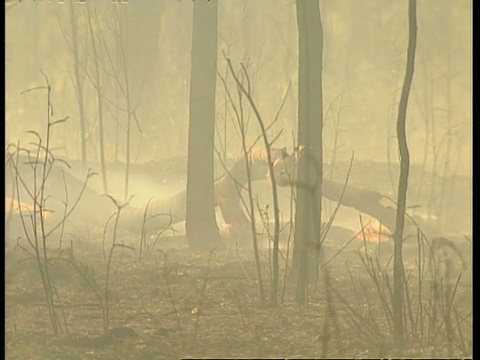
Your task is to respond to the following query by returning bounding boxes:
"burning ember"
[355,222,392,244]
[5,196,53,222]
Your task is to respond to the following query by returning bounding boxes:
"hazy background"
[5,0,472,237]
[4,3,472,356]
[6,0,471,172]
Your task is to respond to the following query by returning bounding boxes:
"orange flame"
[355,223,392,244]
[5,196,53,222]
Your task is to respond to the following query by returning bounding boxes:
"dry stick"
[12,148,43,250]
[143,213,175,263]
[16,146,61,335]
[63,10,129,148]
[37,75,64,335]
[103,197,134,334]
[68,0,88,174]
[402,269,415,345]
[221,50,230,164]
[280,149,297,303]
[414,229,427,345]
[323,94,347,222]
[86,3,108,194]
[237,86,265,305]
[9,147,37,252]
[318,152,354,248]
[431,274,462,343]
[256,199,274,286]
[356,245,394,333]
[217,71,285,155]
[113,8,132,201]
[234,243,253,282]
[7,147,45,213]
[47,186,93,240]
[216,64,265,304]
[102,213,116,262]
[357,256,393,334]
[427,76,439,225]
[324,93,346,173]
[94,7,147,126]
[226,58,282,305]
[427,237,467,347]
[56,257,106,330]
[138,197,154,262]
[317,230,360,272]
[453,306,468,355]
[58,171,70,251]
[17,78,62,335]
[344,263,391,343]
[392,213,458,344]
[191,250,215,351]
[332,287,385,342]
[344,262,385,342]
[94,8,142,198]
[308,152,354,314]
[5,154,17,241]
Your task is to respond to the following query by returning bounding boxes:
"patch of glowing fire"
[355,220,392,244]
[5,196,53,222]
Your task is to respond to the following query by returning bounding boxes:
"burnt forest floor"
[5,227,472,360]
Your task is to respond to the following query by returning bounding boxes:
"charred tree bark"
[293,0,324,305]
[393,0,417,348]
[186,0,222,250]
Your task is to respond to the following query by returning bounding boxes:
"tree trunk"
[186,0,222,250]
[69,1,88,174]
[393,0,417,348]
[293,0,324,305]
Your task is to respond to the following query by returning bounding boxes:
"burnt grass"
[5,229,472,360]
[5,158,472,358]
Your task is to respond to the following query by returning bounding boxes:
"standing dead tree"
[86,2,109,194]
[392,0,417,349]
[293,0,324,305]
[185,0,222,250]
[68,1,88,174]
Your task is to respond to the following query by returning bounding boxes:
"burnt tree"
[185,0,223,250]
[392,0,417,348]
[293,0,324,304]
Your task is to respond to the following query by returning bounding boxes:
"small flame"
[5,196,53,221]
[355,222,392,244]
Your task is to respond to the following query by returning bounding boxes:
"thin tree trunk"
[113,7,134,201]
[393,0,417,348]
[86,3,108,194]
[69,1,88,174]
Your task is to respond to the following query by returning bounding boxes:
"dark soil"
[5,227,472,359]
[5,158,472,359]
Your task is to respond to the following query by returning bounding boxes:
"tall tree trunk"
[393,0,417,348]
[69,1,88,174]
[86,3,108,194]
[186,0,222,250]
[293,0,324,305]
